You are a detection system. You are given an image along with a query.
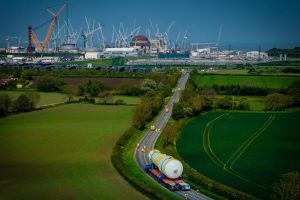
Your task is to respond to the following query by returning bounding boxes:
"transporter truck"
[145,150,191,191]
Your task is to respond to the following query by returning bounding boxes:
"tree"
[37,76,66,92]
[132,103,150,130]
[141,79,157,94]
[26,93,40,109]
[64,85,78,102]
[202,96,213,111]
[78,80,105,97]
[288,80,300,106]
[265,93,291,111]
[158,82,172,97]
[118,80,142,96]
[13,93,40,112]
[190,95,203,116]
[0,94,12,116]
[99,91,114,104]
[216,97,233,110]
[162,123,178,148]
[13,94,31,112]
[271,172,300,200]
[172,103,185,120]
[238,98,250,110]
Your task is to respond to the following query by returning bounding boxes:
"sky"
[1,0,300,51]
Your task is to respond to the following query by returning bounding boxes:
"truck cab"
[177,182,191,191]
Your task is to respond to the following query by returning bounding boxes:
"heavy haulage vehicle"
[145,150,191,191]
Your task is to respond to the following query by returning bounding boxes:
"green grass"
[0,104,147,200]
[177,110,300,199]
[0,90,66,107]
[194,74,300,88]
[113,95,141,105]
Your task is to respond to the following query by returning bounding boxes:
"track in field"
[202,113,274,190]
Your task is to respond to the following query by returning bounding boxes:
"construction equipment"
[29,3,66,52]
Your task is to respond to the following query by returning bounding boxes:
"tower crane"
[29,3,66,52]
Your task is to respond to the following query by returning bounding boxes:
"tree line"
[0,93,40,116]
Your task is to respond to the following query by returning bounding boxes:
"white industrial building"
[85,51,101,59]
[103,48,138,57]
[246,51,268,59]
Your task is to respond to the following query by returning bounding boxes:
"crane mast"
[29,3,66,52]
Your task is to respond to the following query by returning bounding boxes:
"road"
[134,72,213,200]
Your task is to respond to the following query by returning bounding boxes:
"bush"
[216,97,233,110]
[118,80,142,96]
[172,103,185,120]
[202,96,213,111]
[114,99,125,105]
[265,93,291,111]
[37,76,66,92]
[288,80,300,106]
[78,80,105,97]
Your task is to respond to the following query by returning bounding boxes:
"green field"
[0,104,146,200]
[194,75,300,88]
[177,110,300,199]
[0,90,140,106]
[0,90,66,107]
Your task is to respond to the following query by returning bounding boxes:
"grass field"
[194,75,300,88]
[0,104,147,200]
[0,90,140,106]
[177,110,300,199]
[0,90,66,107]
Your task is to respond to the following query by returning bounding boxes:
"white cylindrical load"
[148,150,183,179]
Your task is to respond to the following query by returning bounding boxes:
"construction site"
[0,2,280,66]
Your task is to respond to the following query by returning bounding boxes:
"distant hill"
[267,47,300,58]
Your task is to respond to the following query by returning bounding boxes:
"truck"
[145,150,191,191]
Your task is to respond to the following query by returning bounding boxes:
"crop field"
[177,110,300,199]
[0,104,146,200]
[0,90,66,107]
[194,74,300,88]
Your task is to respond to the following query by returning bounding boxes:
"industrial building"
[130,35,150,53]
[103,48,138,57]
[246,51,268,59]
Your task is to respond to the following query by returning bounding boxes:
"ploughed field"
[0,104,146,200]
[177,110,300,199]
[194,74,300,88]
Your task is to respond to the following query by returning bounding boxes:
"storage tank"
[148,150,183,179]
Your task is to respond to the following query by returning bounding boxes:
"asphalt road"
[134,72,213,200]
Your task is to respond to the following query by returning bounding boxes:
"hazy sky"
[1,0,300,50]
